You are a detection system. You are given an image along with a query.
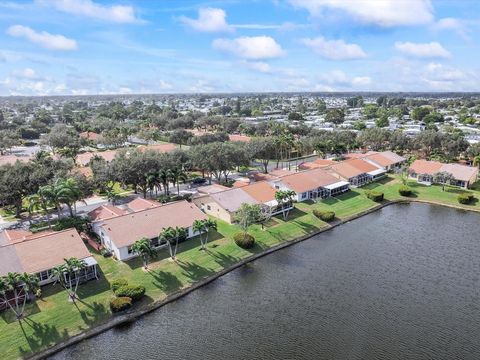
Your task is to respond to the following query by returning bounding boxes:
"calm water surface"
[51,203,480,360]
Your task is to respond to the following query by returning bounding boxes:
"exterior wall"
[193,196,233,223]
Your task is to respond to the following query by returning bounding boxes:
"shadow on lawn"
[1,302,41,324]
[73,300,109,327]
[275,207,307,222]
[177,260,216,282]
[208,250,239,269]
[148,270,183,294]
[18,318,69,356]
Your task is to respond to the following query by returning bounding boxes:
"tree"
[275,190,296,219]
[54,178,84,217]
[0,272,39,320]
[193,219,217,250]
[357,128,390,151]
[288,112,303,121]
[375,114,389,128]
[170,167,187,195]
[234,203,261,235]
[41,124,81,154]
[131,238,157,270]
[26,189,54,228]
[160,226,187,260]
[411,106,431,121]
[169,129,193,148]
[433,171,454,191]
[249,138,276,174]
[51,257,87,302]
[325,108,345,125]
[362,104,379,119]
[0,130,20,155]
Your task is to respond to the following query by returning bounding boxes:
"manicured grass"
[2,174,480,359]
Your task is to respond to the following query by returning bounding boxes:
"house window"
[128,246,133,254]
[207,205,211,210]
[37,269,52,281]
[275,185,280,189]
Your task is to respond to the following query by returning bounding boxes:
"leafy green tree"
[249,138,276,174]
[433,171,454,191]
[411,106,431,121]
[0,272,39,320]
[234,203,261,235]
[325,108,345,124]
[275,190,296,219]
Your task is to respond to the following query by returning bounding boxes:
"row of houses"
[409,160,478,189]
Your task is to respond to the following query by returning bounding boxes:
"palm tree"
[193,219,217,250]
[160,226,187,260]
[0,273,38,320]
[54,178,84,217]
[158,169,173,195]
[27,190,54,229]
[105,189,120,205]
[51,257,87,302]
[170,167,188,195]
[192,220,206,249]
[131,238,157,270]
[146,171,161,198]
[473,155,480,169]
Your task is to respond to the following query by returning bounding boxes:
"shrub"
[398,185,412,197]
[101,249,112,257]
[366,190,384,202]
[53,216,90,232]
[110,297,132,313]
[233,233,255,249]
[114,285,146,301]
[458,193,475,205]
[111,278,128,292]
[313,210,335,222]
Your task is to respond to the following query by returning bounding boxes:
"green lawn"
[2,174,480,359]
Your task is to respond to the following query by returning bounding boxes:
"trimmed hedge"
[313,210,335,222]
[398,185,412,197]
[233,233,255,249]
[110,297,132,313]
[114,285,146,302]
[458,193,475,205]
[111,278,128,292]
[366,190,384,202]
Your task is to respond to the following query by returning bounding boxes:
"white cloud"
[212,36,285,59]
[351,76,371,86]
[395,41,450,58]
[6,25,78,51]
[289,0,434,27]
[433,18,469,40]
[425,63,465,81]
[36,0,139,23]
[301,37,367,60]
[241,61,272,73]
[12,68,40,80]
[158,80,173,90]
[179,8,232,32]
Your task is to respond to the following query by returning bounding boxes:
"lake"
[51,203,480,360]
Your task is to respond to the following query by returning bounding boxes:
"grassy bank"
[1,175,479,359]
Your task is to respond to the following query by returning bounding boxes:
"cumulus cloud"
[36,0,139,23]
[6,25,78,50]
[158,80,173,90]
[425,63,465,81]
[395,41,450,58]
[12,68,41,80]
[212,36,285,59]
[179,8,232,32]
[301,37,367,60]
[289,0,434,27]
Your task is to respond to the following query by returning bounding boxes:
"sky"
[0,0,480,96]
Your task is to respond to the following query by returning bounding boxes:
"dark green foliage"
[110,297,132,313]
[366,190,384,202]
[114,285,146,301]
[233,233,255,249]
[313,210,335,222]
[458,193,475,205]
[398,185,412,197]
[111,278,128,292]
[53,216,89,232]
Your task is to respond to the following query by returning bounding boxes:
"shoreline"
[28,198,479,360]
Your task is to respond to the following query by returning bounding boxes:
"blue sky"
[0,0,479,95]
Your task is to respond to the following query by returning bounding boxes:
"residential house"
[270,168,350,201]
[93,200,208,261]
[409,160,479,188]
[363,151,407,172]
[0,229,98,309]
[329,158,386,187]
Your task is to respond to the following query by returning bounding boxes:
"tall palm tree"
[170,167,188,195]
[51,257,87,302]
[0,273,38,320]
[54,178,84,217]
[158,169,173,195]
[160,226,187,260]
[146,171,161,198]
[27,190,54,229]
[131,238,157,270]
[193,220,206,250]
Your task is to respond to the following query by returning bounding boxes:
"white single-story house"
[94,200,208,261]
[409,160,479,189]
